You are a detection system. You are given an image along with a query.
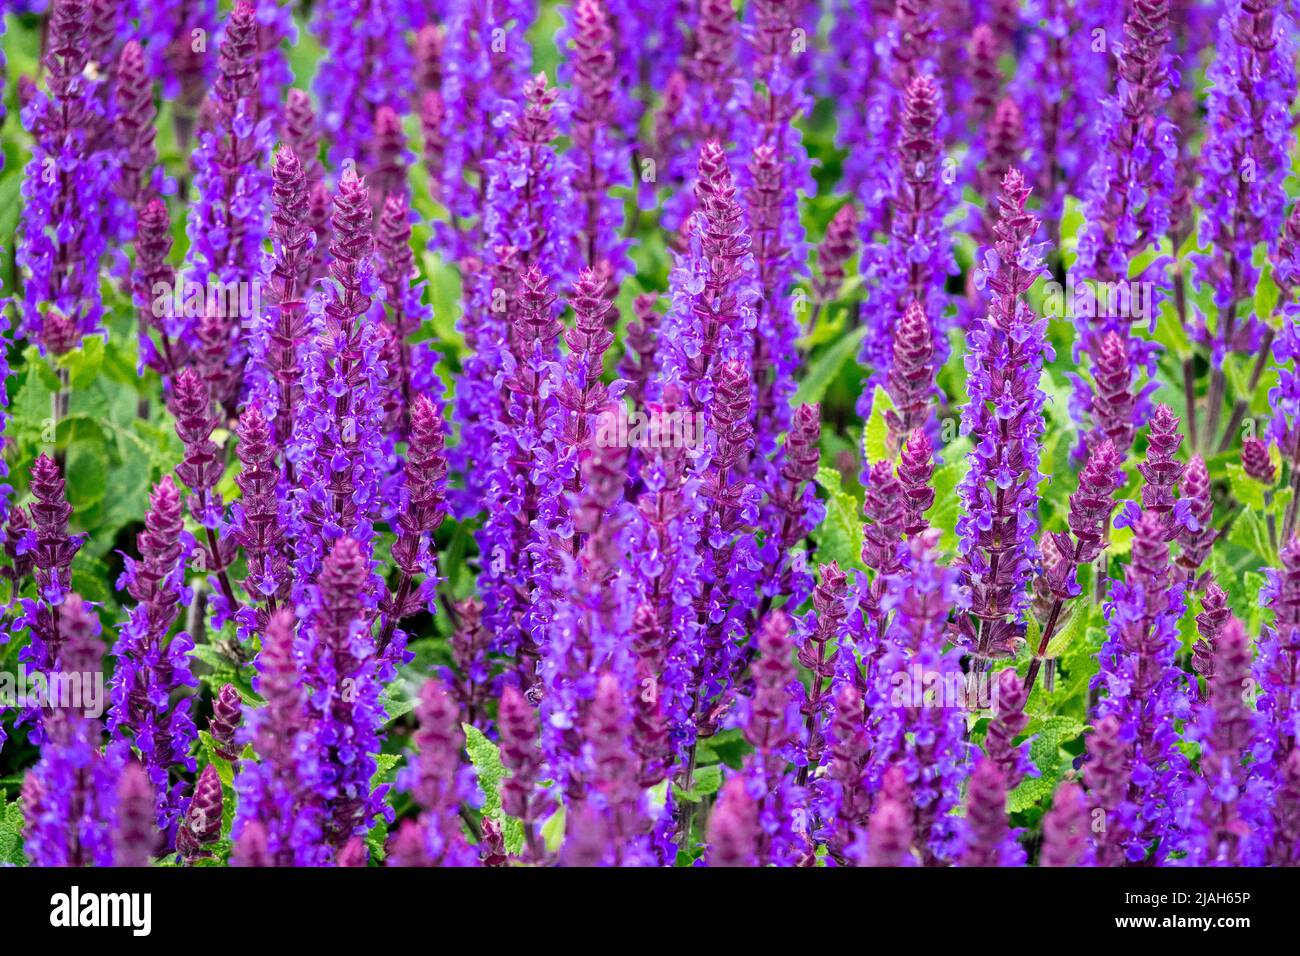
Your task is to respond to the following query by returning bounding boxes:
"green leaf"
[1225,462,1267,511]
[1008,716,1085,813]
[813,466,864,571]
[463,724,525,855]
[198,731,236,790]
[1228,508,1277,566]
[540,802,566,854]
[791,325,867,407]
[55,336,106,389]
[0,797,28,866]
[862,385,895,465]
[674,764,724,803]
[927,451,970,555]
[1255,263,1281,326]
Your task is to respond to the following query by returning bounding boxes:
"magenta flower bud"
[1084,714,1129,867]
[959,757,1023,866]
[208,683,243,762]
[176,763,223,860]
[499,685,545,852]
[114,761,157,868]
[114,39,159,208]
[707,777,759,867]
[898,430,936,536]
[1241,437,1276,484]
[337,836,369,868]
[885,301,936,448]
[27,454,81,607]
[132,197,182,376]
[868,770,920,868]
[1039,781,1091,867]
[814,203,859,306]
[1090,331,1138,456]
[797,564,849,776]
[1176,455,1216,577]
[984,668,1032,789]
[1191,581,1231,692]
[1138,404,1186,534]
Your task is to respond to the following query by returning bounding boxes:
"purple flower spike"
[959,757,1025,867]
[1242,438,1277,484]
[207,683,243,761]
[233,609,323,866]
[17,0,114,348]
[1091,509,1189,863]
[114,761,157,867]
[1176,455,1216,580]
[176,762,223,860]
[1039,781,1092,867]
[108,475,197,843]
[499,685,546,861]
[1185,617,1268,865]
[23,595,118,867]
[233,404,288,630]
[392,678,477,867]
[300,537,385,854]
[956,168,1050,665]
[984,668,1032,789]
[885,301,937,451]
[114,39,161,209]
[707,776,759,867]
[1137,404,1186,536]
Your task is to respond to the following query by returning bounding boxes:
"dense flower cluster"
[2,0,1300,872]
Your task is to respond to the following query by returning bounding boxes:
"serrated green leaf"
[0,797,28,866]
[862,385,895,465]
[1225,462,1267,511]
[463,723,525,855]
[927,452,970,555]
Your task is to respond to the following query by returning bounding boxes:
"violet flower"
[1091,509,1190,863]
[297,537,388,854]
[108,475,198,844]
[1195,0,1297,447]
[564,0,634,275]
[956,168,1050,667]
[1184,616,1269,865]
[734,611,805,866]
[312,0,414,170]
[22,595,119,867]
[1258,538,1300,848]
[184,0,273,407]
[167,368,238,624]
[17,0,115,348]
[293,168,388,590]
[378,394,448,663]
[866,530,972,865]
[233,609,324,866]
[232,403,289,633]
[1039,781,1092,866]
[959,757,1025,866]
[391,678,477,866]
[857,72,954,423]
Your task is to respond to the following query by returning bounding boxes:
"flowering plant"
[1,0,1299,870]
